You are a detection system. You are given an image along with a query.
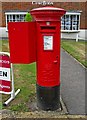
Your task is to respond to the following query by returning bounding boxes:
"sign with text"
[32,1,53,5]
[0,55,11,92]
[44,36,53,50]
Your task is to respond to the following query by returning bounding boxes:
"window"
[61,12,81,32]
[5,12,27,31]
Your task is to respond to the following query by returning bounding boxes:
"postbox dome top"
[31,6,66,21]
[31,6,65,11]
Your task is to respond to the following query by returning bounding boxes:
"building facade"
[0,1,86,40]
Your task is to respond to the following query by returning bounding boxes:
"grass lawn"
[61,40,87,67]
[0,39,86,112]
[2,63,36,112]
[0,40,36,112]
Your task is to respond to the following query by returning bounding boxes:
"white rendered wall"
[61,29,87,41]
[0,27,8,39]
[78,29,87,40]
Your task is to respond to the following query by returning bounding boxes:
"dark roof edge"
[4,10,30,12]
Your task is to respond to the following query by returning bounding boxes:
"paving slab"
[60,49,86,115]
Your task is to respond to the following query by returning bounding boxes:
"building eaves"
[4,10,29,12]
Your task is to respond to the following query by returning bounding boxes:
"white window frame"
[61,12,81,33]
[5,12,27,31]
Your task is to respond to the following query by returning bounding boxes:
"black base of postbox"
[36,84,60,111]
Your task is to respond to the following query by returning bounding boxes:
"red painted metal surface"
[31,6,66,87]
[31,6,66,21]
[8,22,36,64]
[0,55,11,92]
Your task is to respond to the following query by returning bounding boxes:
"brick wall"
[0,2,2,27]
[1,2,86,29]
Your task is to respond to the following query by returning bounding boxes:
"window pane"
[73,21,77,25]
[15,15,17,21]
[61,16,64,21]
[65,15,69,21]
[61,20,64,25]
[65,25,70,30]
[61,15,66,30]
[72,26,77,30]
[61,26,64,30]
[72,15,77,21]
[15,15,19,21]
[13,15,15,22]
[20,15,25,21]
[10,15,12,20]
[7,15,10,23]
[65,20,71,25]
[65,15,69,26]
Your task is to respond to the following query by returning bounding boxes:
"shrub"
[24,12,32,22]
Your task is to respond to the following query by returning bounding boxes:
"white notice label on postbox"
[44,36,53,50]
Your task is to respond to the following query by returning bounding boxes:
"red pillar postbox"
[8,6,66,111]
[31,7,66,110]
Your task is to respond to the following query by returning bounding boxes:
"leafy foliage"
[24,12,32,22]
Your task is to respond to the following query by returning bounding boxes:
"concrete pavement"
[60,49,86,115]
